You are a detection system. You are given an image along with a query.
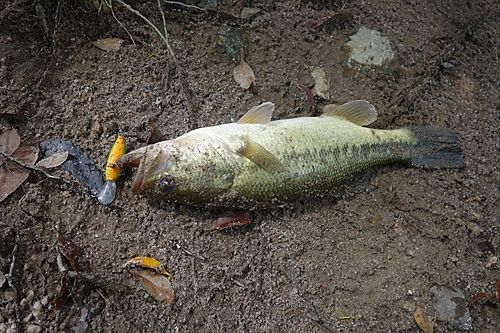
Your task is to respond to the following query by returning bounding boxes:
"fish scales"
[209,117,414,205]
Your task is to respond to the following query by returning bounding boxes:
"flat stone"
[430,285,473,330]
[345,26,395,66]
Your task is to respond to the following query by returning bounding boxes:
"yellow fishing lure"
[105,135,126,181]
[98,135,126,205]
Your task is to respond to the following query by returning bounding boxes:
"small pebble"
[485,256,497,268]
[32,301,42,311]
[23,312,33,323]
[20,297,28,307]
[41,295,49,306]
[26,289,34,301]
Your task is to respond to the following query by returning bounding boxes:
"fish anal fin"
[323,100,377,126]
[239,137,285,172]
[237,102,274,124]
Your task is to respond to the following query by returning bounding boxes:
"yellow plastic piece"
[125,256,173,279]
[105,135,126,181]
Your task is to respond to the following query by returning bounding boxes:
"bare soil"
[0,0,498,332]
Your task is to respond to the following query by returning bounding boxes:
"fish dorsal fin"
[323,100,377,126]
[237,102,274,124]
[239,136,286,172]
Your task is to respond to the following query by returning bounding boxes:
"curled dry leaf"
[413,304,435,333]
[35,151,69,169]
[57,233,80,271]
[132,270,174,304]
[93,37,124,52]
[53,275,70,312]
[211,211,252,231]
[0,129,38,203]
[233,57,255,89]
[0,129,21,161]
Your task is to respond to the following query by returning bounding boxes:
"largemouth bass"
[119,100,464,208]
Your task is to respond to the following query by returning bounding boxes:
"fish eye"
[158,175,176,193]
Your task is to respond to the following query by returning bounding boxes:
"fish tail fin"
[408,126,464,169]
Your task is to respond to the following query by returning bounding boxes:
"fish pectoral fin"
[322,100,377,126]
[238,137,286,172]
[237,102,274,124]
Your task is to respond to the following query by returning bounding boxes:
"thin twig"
[0,151,61,180]
[114,0,198,129]
[158,0,177,58]
[164,1,205,12]
[114,0,171,50]
[106,0,136,46]
[6,231,21,327]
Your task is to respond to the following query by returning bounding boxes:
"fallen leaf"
[93,37,124,52]
[53,275,70,311]
[132,270,174,304]
[35,151,68,169]
[211,211,251,231]
[57,233,80,271]
[468,292,492,306]
[414,304,435,333]
[0,129,21,160]
[233,57,255,89]
[0,129,38,203]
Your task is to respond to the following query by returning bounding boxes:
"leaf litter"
[0,129,39,203]
[57,233,80,271]
[131,270,174,304]
[233,56,255,89]
[413,304,435,333]
[125,256,175,304]
[35,151,69,169]
[93,37,124,52]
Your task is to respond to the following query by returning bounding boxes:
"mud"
[0,0,498,332]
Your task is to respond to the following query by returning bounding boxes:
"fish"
[118,100,464,209]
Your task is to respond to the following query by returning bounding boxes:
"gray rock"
[430,285,473,330]
[345,26,395,66]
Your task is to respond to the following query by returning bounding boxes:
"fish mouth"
[118,146,169,193]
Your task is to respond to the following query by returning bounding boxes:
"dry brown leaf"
[414,304,435,333]
[57,233,80,271]
[0,129,21,167]
[12,143,39,166]
[233,57,255,89]
[0,130,38,203]
[132,270,174,304]
[36,151,68,169]
[93,38,124,52]
[0,163,29,203]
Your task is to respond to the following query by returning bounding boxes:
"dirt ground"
[0,0,499,332]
